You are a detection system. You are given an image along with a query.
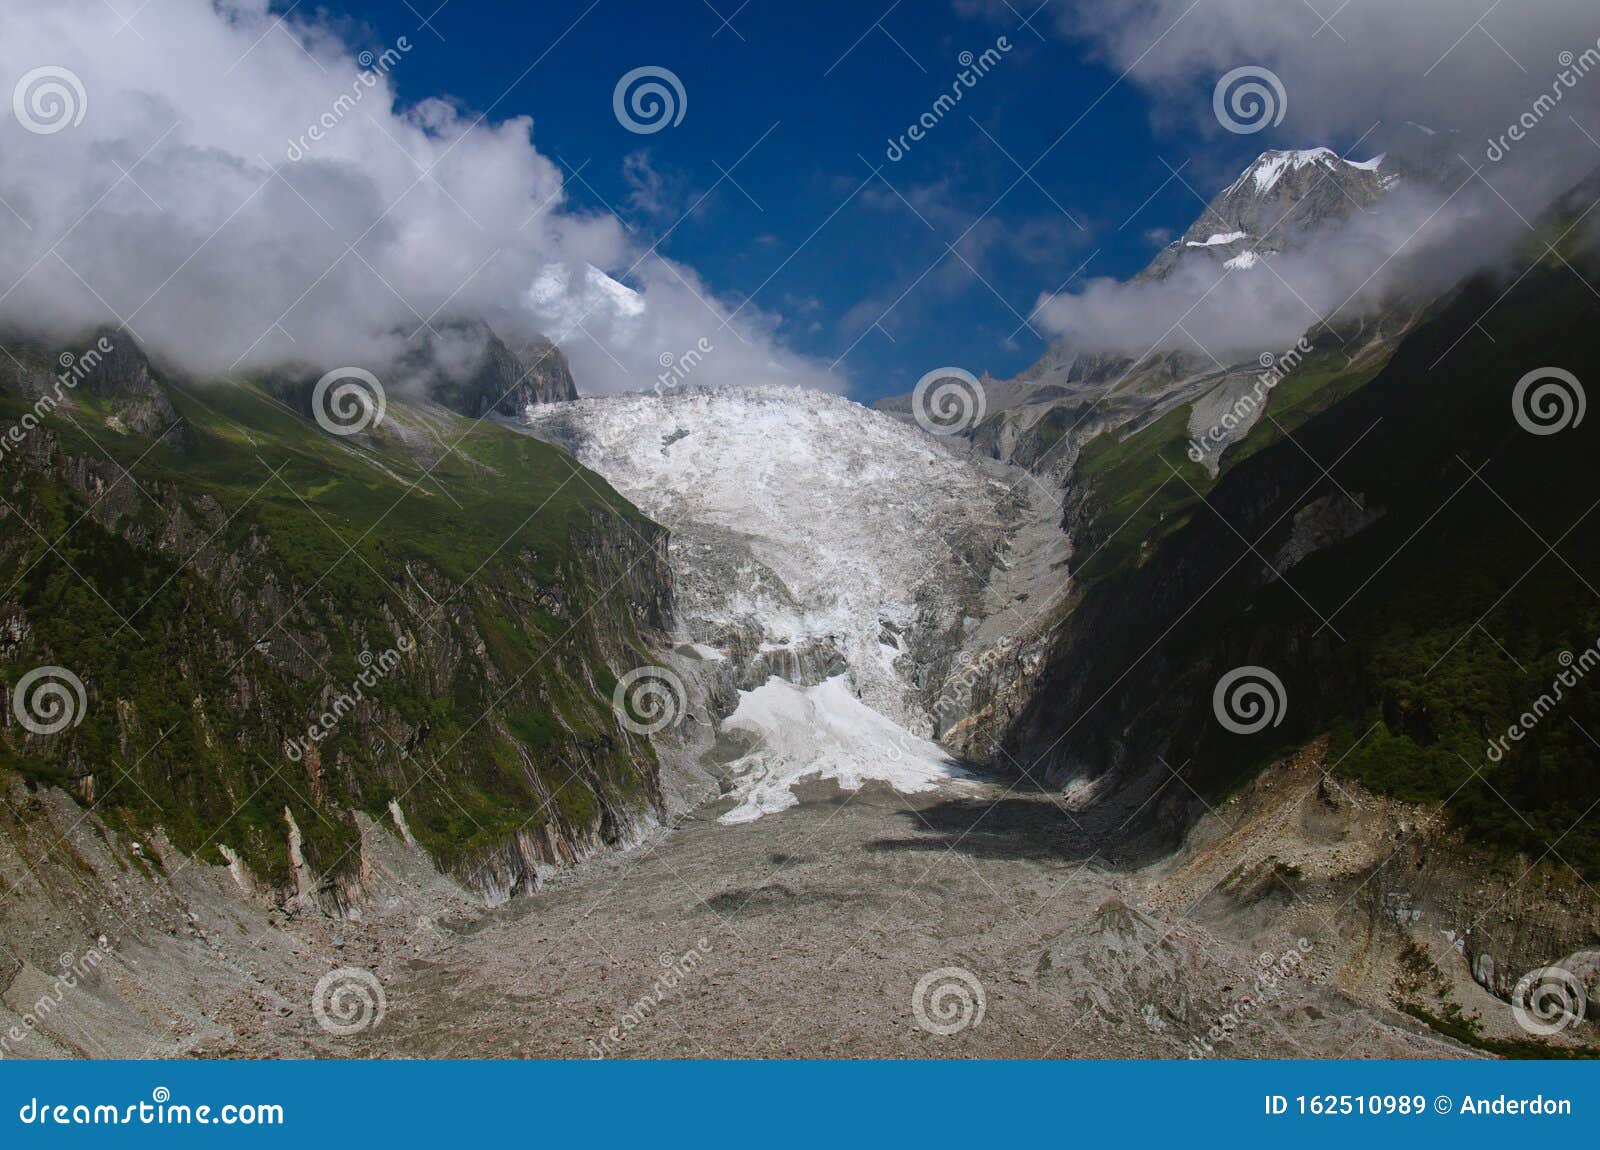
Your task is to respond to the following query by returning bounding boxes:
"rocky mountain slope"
[872,145,1600,1040]
[0,320,664,909]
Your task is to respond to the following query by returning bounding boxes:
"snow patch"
[1223,251,1260,271]
[717,676,970,824]
[1186,231,1248,247]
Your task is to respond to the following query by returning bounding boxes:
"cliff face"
[1001,248,1600,883]
[0,330,667,905]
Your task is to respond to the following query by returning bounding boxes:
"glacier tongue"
[718,675,971,824]
[526,385,1042,818]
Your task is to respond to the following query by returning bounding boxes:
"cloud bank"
[0,0,838,396]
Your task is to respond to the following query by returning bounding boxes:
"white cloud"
[0,0,840,395]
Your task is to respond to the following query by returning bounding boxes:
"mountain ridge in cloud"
[0,0,840,398]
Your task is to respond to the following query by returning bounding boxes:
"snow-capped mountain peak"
[1140,144,1396,282]
[1226,147,1383,196]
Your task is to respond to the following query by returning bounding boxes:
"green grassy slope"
[0,342,666,890]
[1018,235,1600,877]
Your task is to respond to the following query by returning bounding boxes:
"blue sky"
[291,0,1321,401]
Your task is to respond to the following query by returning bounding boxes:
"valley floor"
[336,770,1472,1060]
[9,743,1589,1059]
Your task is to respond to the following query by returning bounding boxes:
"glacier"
[525,385,1061,819]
